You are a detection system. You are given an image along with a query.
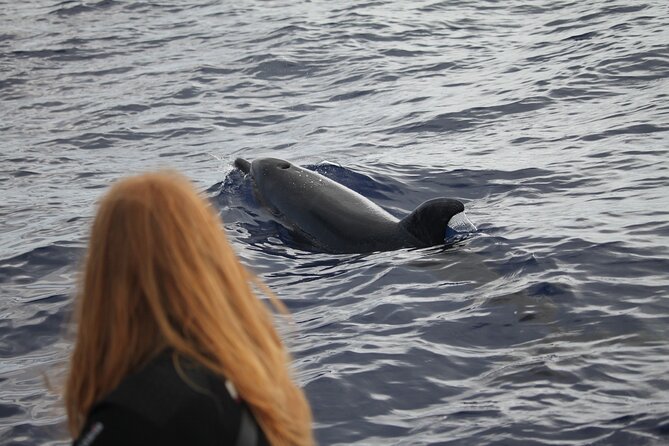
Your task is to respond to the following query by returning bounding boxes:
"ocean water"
[1,0,669,444]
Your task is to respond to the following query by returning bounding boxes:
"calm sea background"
[2,0,669,444]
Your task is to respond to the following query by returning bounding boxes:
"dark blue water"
[2,1,669,444]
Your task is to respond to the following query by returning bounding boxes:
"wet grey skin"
[234,157,475,254]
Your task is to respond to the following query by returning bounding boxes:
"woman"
[66,171,313,446]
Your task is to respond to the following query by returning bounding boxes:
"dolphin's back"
[248,159,416,253]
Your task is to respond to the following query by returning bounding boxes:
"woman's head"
[66,171,313,445]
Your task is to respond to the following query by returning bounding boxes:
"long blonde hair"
[65,171,313,445]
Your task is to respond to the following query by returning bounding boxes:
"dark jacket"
[73,352,268,446]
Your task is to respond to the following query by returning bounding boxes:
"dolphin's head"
[400,198,476,246]
[250,158,292,179]
[235,157,293,177]
[235,157,310,218]
[235,157,295,187]
[249,158,299,197]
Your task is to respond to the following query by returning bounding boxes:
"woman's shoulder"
[76,351,253,446]
[103,352,231,425]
